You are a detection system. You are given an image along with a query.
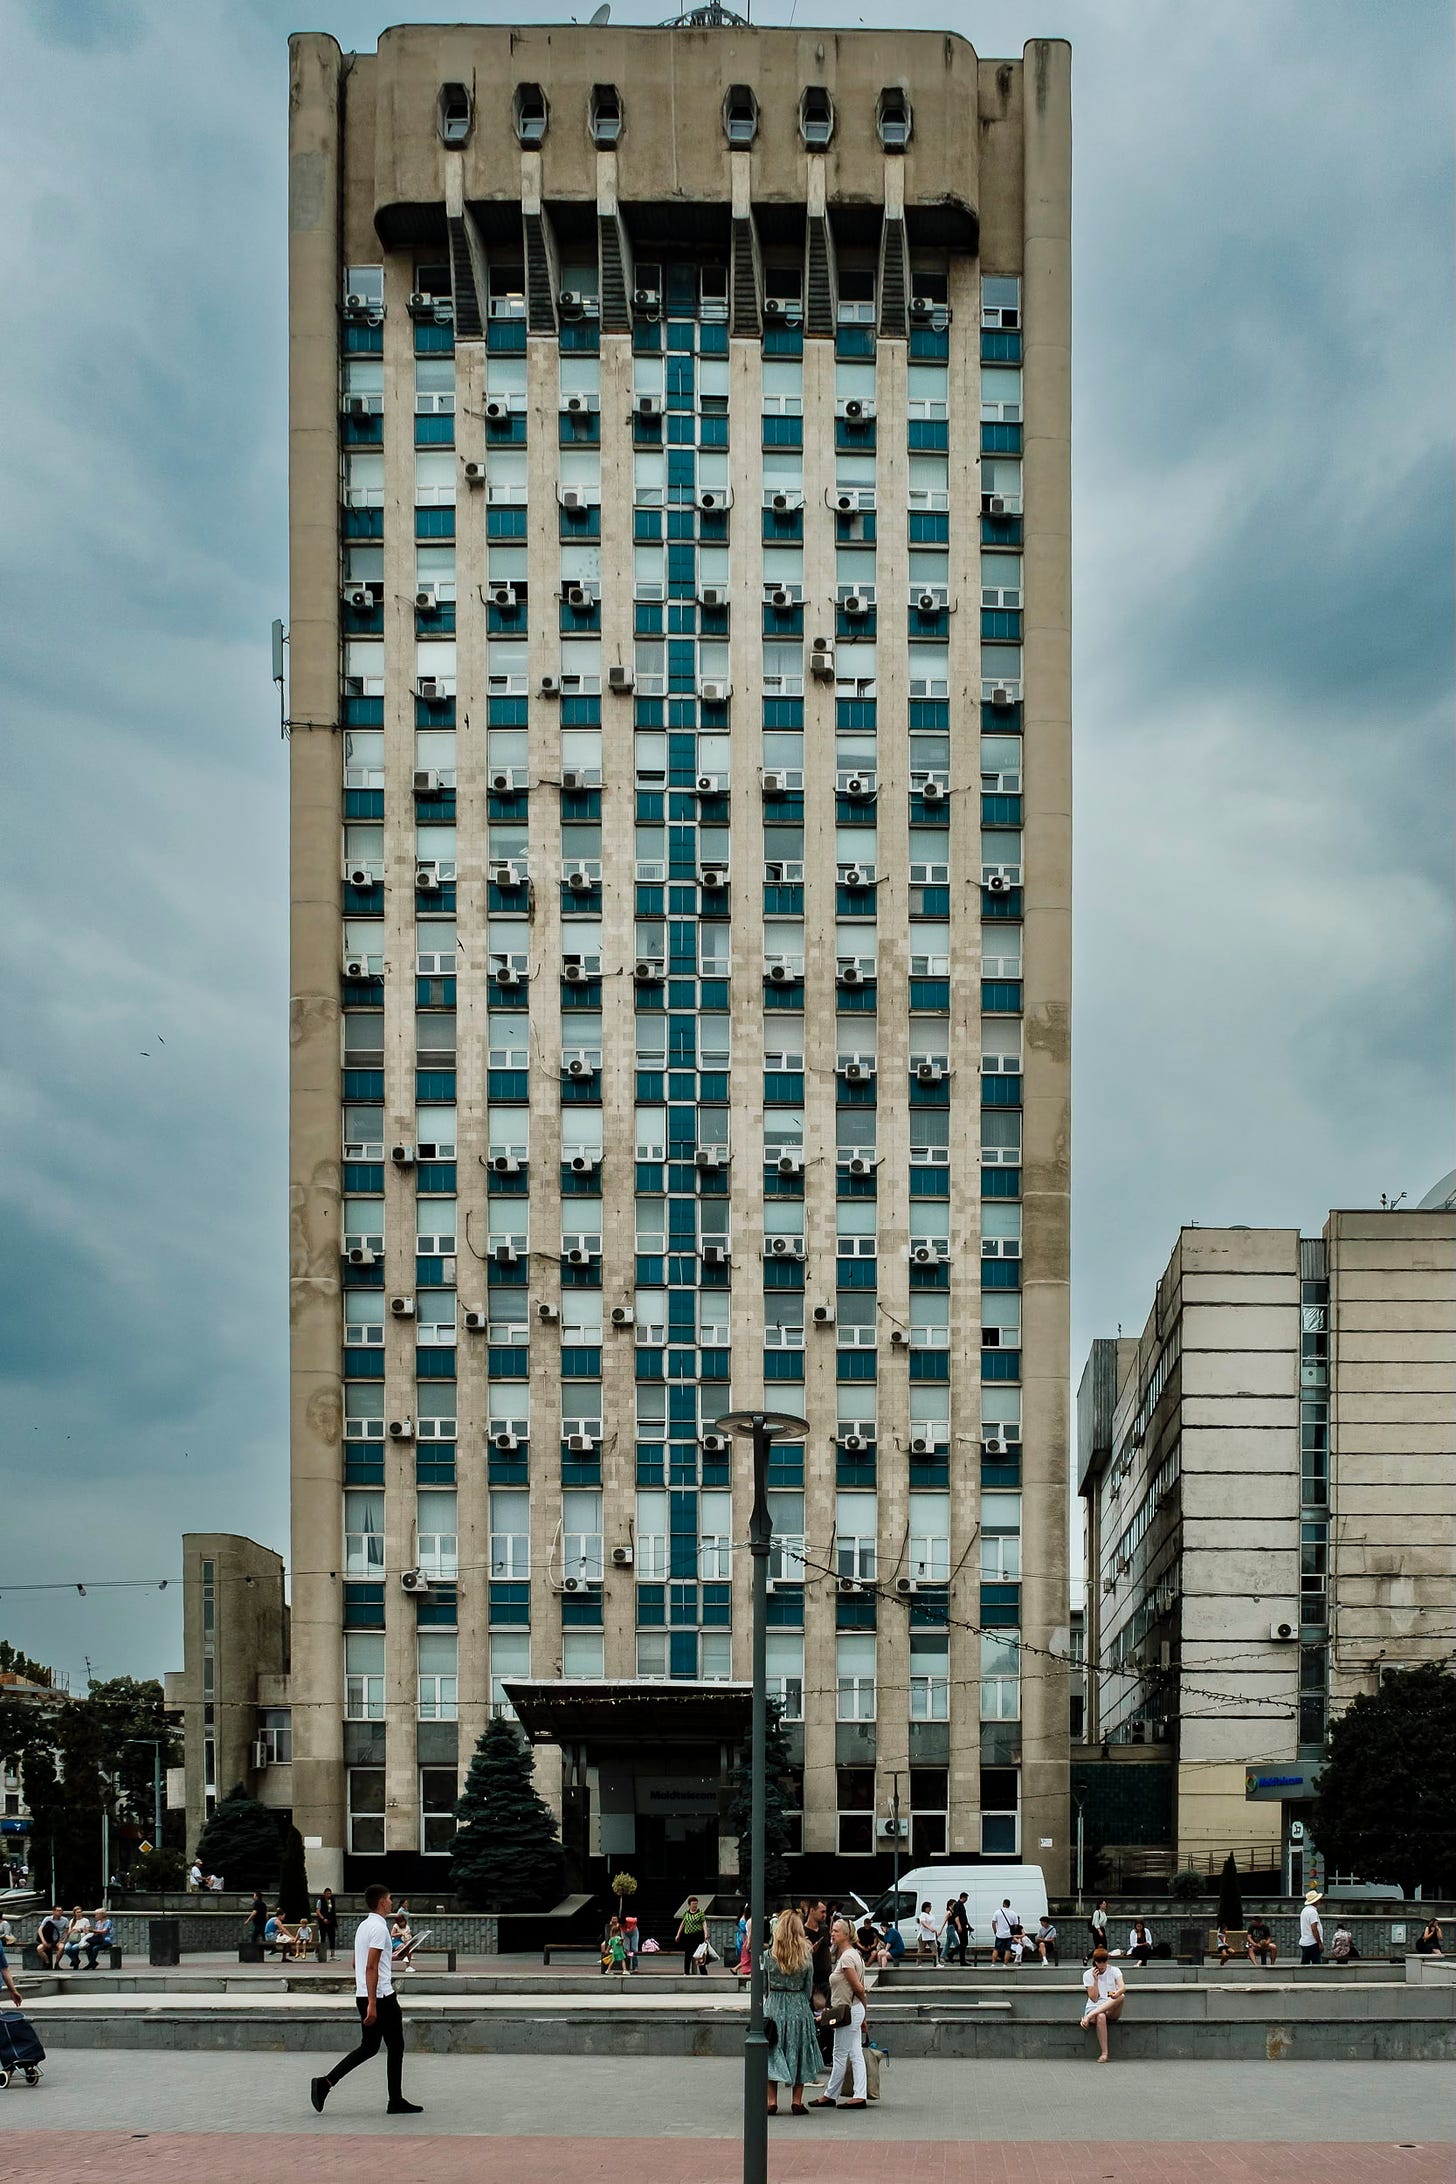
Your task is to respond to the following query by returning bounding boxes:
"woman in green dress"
[764,1909,821,2114]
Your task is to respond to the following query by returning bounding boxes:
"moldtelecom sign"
[1245,1765,1322,1801]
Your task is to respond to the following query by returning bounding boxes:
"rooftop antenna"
[1380,1191,1407,1211]
[271,618,289,740]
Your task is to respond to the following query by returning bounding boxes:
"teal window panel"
[416,1348,456,1380]
[637,1584,666,1627]
[702,1585,731,1627]
[414,415,454,447]
[561,1590,604,1627]
[763,604,805,638]
[764,1350,805,1382]
[416,602,456,636]
[766,1587,805,1629]
[762,508,805,543]
[343,1584,385,1629]
[837,1258,876,1291]
[909,327,950,361]
[487,507,528,540]
[909,700,949,731]
[835,418,877,451]
[837,1173,878,1203]
[561,1457,603,1489]
[835,512,877,544]
[342,1163,384,1193]
[698,1070,728,1101]
[909,609,950,640]
[413,1257,448,1286]
[635,1350,664,1381]
[909,1169,950,1200]
[909,1454,950,1489]
[416,1588,458,1627]
[415,322,454,355]
[837,1350,877,1383]
[909,1080,949,1110]
[981,1168,1022,1200]
[763,324,804,358]
[343,507,384,540]
[344,790,384,821]
[415,1448,456,1485]
[699,414,730,451]
[343,1069,384,1100]
[487,1346,528,1377]
[762,415,802,448]
[488,1451,528,1487]
[669,1632,698,1677]
[981,422,1023,455]
[342,414,383,448]
[836,608,877,642]
[488,320,527,354]
[835,699,877,730]
[488,1582,530,1627]
[344,324,384,356]
[559,414,601,449]
[909,1589,950,1629]
[908,512,950,545]
[981,513,1024,548]
[764,885,804,916]
[415,696,456,728]
[488,697,530,728]
[981,1349,1022,1383]
[634,508,664,542]
[907,419,949,452]
[699,978,729,1011]
[345,1349,384,1379]
[633,320,663,355]
[836,1452,877,1490]
[981,609,1023,642]
[980,1585,1021,1627]
[700,1349,729,1381]
[415,1162,456,1192]
[981,1454,1021,1490]
[344,1448,386,1486]
[343,697,384,728]
[560,1347,602,1378]
[836,983,877,1014]
[982,795,1023,826]
[980,699,1022,729]
[981,329,1022,363]
[982,980,1023,1012]
[835,327,875,360]
[980,1258,1022,1292]
[559,319,600,353]
[415,507,455,539]
[699,323,728,356]
[910,979,950,1011]
[916,886,950,916]
[836,1594,877,1631]
[415,1070,456,1101]
[910,1351,949,1383]
[669,1580,699,1626]
[559,508,602,541]
[765,980,805,1007]
[763,699,805,730]
[764,1072,805,1103]
[767,1445,804,1489]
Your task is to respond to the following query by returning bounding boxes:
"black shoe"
[387,2100,423,2114]
[310,2077,330,2113]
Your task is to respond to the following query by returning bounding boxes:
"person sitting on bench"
[1246,1918,1277,1966]
[85,1912,115,1968]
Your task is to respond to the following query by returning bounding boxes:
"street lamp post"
[715,1407,809,2184]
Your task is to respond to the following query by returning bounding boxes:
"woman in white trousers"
[813,1916,869,2107]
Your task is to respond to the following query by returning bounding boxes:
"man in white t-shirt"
[1298,1890,1324,1966]
[310,1883,421,2115]
[991,1900,1019,1964]
[1081,1946,1125,2062]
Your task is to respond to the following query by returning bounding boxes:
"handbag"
[764,2017,779,2049]
[820,2002,853,2028]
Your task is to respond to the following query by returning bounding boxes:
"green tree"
[450,1717,564,1910]
[1217,1854,1243,1931]
[195,1784,283,1893]
[1311,1664,1456,1896]
[724,1699,796,1902]
[0,1641,55,1685]
[277,1825,311,1921]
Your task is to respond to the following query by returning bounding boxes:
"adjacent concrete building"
[164,1535,289,1859]
[274,18,1070,1893]
[1077,1210,1456,1880]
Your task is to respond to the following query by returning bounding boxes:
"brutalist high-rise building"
[286,20,1071,1894]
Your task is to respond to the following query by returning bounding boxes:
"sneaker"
[387,2100,424,2115]
[310,2077,330,2113]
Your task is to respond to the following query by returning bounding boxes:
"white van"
[852,1864,1050,1952]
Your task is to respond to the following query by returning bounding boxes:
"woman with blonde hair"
[763,1909,820,2115]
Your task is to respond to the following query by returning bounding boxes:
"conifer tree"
[724,1699,796,1901]
[195,1783,282,1893]
[451,1717,564,1910]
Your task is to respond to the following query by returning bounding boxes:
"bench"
[21,1943,122,1971]
[396,1945,457,1971]
[542,1941,608,1965]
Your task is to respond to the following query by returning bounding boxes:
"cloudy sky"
[1,0,1450,1689]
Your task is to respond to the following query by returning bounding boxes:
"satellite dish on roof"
[590,4,611,20]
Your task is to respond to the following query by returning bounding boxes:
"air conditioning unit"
[908,1434,938,1457]
[701,1243,729,1268]
[537,1302,560,1324]
[915,1061,945,1085]
[776,1152,805,1176]
[890,1328,909,1348]
[696,488,731,513]
[494,965,522,988]
[492,1242,520,1268]
[539,674,562,697]
[488,860,519,886]
[565,1056,594,1079]
[840,867,870,889]
[634,958,664,984]
[414,586,442,612]
[916,589,944,613]
[567,1430,601,1454]
[391,1144,416,1167]
[564,394,593,416]
[920,779,947,805]
[699,680,730,703]
[562,963,588,985]
[699,586,727,610]
[389,1294,417,1322]
[981,1436,1008,1457]
[608,663,634,692]
[491,1154,523,1178]
[766,585,796,609]
[768,491,802,513]
[387,1418,414,1442]
[845,1155,874,1178]
[568,1152,599,1175]
[1269,1619,1298,1643]
[810,647,836,680]
[636,392,663,419]
[761,770,790,794]
[840,398,875,423]
[413,769,441,794]
[252,1737,272,1770]
[566,868,595,894]
[400,1567,432,1595]
[461,1309,488,1333]
[837,1576,864,1596]
[911,1243,940,1265]
[491,1428,522,1452]
[699,1432,731,1455]
[766,1236,804,1259]
[611,1306,634,1328]
[812,1303,836,1326]
[564,1247,591,1268]
[695,1147,726,1171]
[415,863,441,892]
[490,583,518,611]
[767,960,796,984]
[839,1428,875,1452]
[343,954,372,979]
[345,863,374,889]
[836,963,865,988]
[842,592,872,619]
[699,866,727,890]
[462,461,486,485]
[893,1577,919,1599]
[342,582,375,610]
[561,489,586,513]
[695,774,726,796]
[986,874,1014,897]
[559,290,587,316]
[982,493,1008,516]
[633,288,662,317]
[489,769,518,793]
[564,584,593,609]
[990,684,1017,709]
[562,1575,586,1594]
[346,1244,376,1268]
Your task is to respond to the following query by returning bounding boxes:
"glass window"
[836,1634,876,1720]
[344,1634,385,1720]
[417,1632,458,1721]
[489,1633,530,1718]
[420,1766,458,1854]
[347,1767,385,1854]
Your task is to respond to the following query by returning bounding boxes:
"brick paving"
[0,2052,1448,2183]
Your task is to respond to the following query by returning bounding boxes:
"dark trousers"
[952,1930,968,1966]
[327,1992,404,2104]
[683,1943,701,1975]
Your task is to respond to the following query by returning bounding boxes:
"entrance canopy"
[504,1677,753,1748]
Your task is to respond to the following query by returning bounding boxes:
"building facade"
[286,21,1072,1892]
[164,1535,290,1858]
[1077,1211,1456,1880]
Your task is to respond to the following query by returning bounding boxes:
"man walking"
[1298,1889,1324,1966]
[310,1883,421,2116]
[949,1892,971,1967]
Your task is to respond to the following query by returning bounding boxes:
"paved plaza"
[1,2051,1449,2183]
